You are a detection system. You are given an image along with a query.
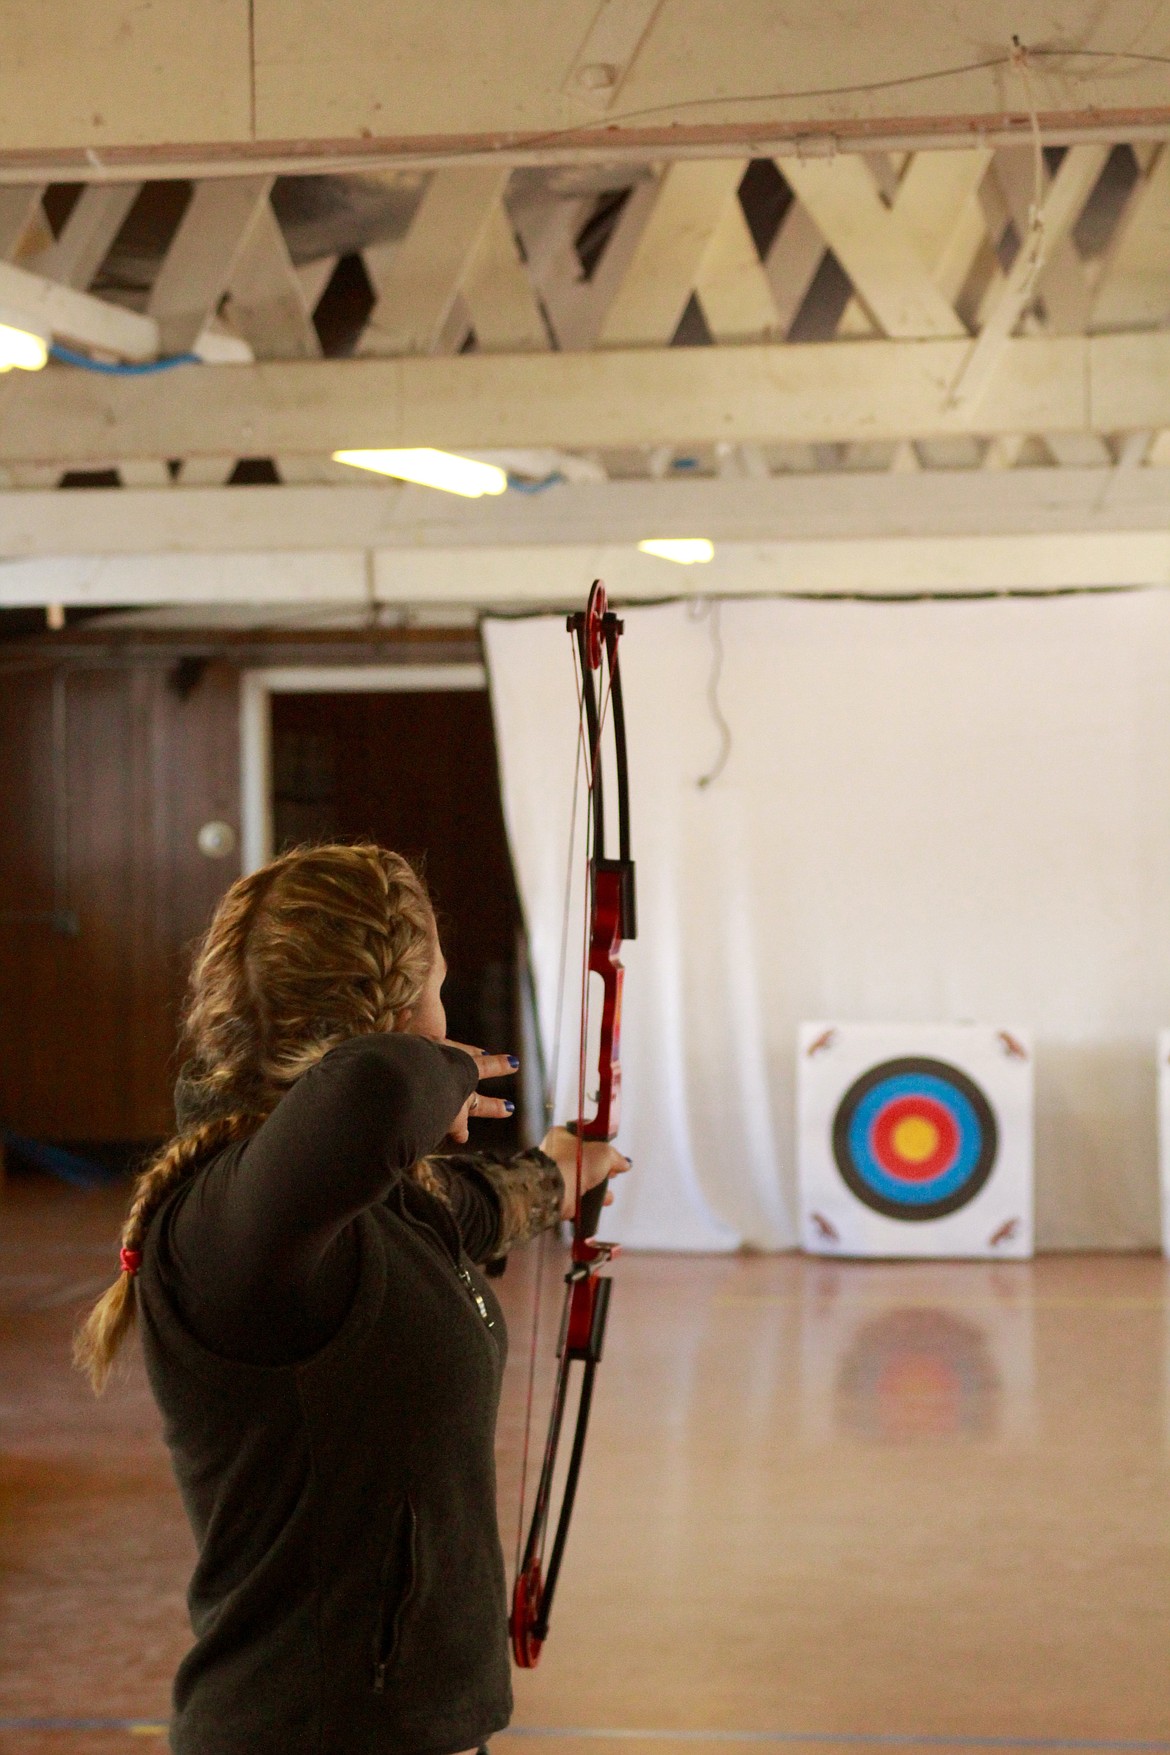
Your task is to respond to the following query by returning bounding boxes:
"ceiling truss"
[0,140,1167,598]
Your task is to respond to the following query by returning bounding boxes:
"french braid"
[75,843,435,1393]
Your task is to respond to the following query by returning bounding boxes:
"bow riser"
[564,1266,612,1360]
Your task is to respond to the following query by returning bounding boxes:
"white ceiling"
[1,0,1168,172]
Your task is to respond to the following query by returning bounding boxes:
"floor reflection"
[799,1261,1036,1446]
[834,1307,1001,1443]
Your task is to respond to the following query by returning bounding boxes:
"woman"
[76,842,627,1755]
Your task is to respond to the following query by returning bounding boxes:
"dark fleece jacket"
[137,1033,515,1755]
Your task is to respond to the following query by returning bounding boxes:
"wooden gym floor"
[2,1173,1168,1755]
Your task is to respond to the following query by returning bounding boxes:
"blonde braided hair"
[75,842,435,1393]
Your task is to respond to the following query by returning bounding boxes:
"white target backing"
[797,1023,1034,1259]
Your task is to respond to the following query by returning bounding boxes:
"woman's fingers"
[444,1041,519,1084]
[441,1041,518,1142]
[578,1143,630,1192]
[468,1093,515,1120]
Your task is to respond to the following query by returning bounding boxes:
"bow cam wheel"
[583,580,608,670]
[510,1561,545,1668]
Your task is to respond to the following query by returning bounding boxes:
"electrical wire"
[691,600,733,789]
[49,343,201,375]
[1006,37,1050,311]
[503,45,1170,151]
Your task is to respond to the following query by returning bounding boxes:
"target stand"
[797,1024,1034,1259]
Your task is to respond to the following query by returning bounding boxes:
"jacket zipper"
[458,1265,495,1328]
[373,1498,418,1692]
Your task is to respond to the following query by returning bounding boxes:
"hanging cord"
[1007,35,1050,310]
[691,600,733,790]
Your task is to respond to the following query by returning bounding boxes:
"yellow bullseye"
[891,1114,940,1164]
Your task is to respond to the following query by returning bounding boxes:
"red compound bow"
[510,580,636,1668]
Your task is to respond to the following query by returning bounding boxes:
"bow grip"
[571,863,628,1239]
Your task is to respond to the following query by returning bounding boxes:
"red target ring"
[870,1095,959,1183]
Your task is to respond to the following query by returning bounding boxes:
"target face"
[832,1057,998,1221]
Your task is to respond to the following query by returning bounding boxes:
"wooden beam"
[147,177,273,354]
[1090,144,1170,331]
[517,175,661,351]
[460,202,548,351]
[223,200,321,359]
[2,467,1167,558]
[889,148,993,303]
[2,332,1167,464]
[0,258,158,357]
[778,154,967,338]
[597,159,746,345]
[991,146,1093,336]
[695,195,780,341]
[827,147,993,340]
[117,459,173,487]
[33,183,141,289]
[2,528,1167,612]
[359,168,509,355]
[949,145,1110,406]
[0,185,45,260]
[761,197,825,335]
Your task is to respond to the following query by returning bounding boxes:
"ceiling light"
[332,448,508,497]
[638,538,715,565]
[0,315,48,373]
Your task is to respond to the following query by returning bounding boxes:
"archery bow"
[510,580,636,1668]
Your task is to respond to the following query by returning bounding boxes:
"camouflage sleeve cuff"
[476,1150,565,1255]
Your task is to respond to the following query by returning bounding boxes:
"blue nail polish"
[504,1100,515,1113]
[507,1055,520,1069]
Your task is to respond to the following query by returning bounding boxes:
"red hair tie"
[120,1247,143,1277]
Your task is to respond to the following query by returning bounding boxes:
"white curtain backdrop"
[483,592,1170,1252]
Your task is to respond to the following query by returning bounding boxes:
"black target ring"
[832,1056,999,1222]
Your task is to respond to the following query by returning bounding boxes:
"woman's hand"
[444,1042,519,1145]
[539,1125,631,1223]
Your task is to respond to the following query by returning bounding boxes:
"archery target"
[798,1024,1033,1259]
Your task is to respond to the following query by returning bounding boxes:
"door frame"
[238,664,487,872]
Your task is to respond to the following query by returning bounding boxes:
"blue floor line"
[1,1725,1167,1751]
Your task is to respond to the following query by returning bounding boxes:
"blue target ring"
[832,1056,998,1221]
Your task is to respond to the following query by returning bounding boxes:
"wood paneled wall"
[0,662,240,1142]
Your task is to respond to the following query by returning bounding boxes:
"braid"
[73,1113,256,1394]
[75,841,437,1394]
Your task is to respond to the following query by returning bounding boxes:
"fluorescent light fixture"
[332,448,508,497]
[0,314,48,373]
[638,537,715,565]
